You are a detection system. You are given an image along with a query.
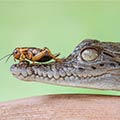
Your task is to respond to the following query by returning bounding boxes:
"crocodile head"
[10,39,120,90]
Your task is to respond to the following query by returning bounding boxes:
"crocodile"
[10,39,120,90]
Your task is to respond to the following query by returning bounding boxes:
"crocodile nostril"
[99,63,104,67]
[91,66,96,70]
[109,63,116,67]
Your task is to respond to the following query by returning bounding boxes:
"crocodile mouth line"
[11,63,119,81]
[12,71,107,80]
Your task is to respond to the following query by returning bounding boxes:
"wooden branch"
[0,94,120,120]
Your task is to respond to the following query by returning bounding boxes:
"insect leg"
[19,53,26,62]
[43,48,62,62]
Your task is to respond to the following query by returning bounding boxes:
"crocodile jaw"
[10,61,120,90]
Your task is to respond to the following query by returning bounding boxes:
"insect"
[0,47,62,63]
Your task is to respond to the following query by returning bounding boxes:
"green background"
[0,1,120,102]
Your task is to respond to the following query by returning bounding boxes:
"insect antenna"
[5,53,13,62]
[0,53,13,62]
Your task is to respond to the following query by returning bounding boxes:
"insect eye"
[81,48,99,61]
[13,49,21,59]
[14,49,19,54]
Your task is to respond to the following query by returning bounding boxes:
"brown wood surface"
[0,94,120,120]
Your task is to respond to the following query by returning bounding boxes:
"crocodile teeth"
[66,72,72,76]
[51,64,57,72]
[47,72,53,78]
[38,69,42,76]
[18,74,25,80]
[32,66,38,74]
[21,68,28,77]
[53,73,60,79]
[59,70,66,77]
[43,72,47,77]
[27,67,32,75]
[11,66,20,76]
[69,76,75,81]
[65,76,69,81]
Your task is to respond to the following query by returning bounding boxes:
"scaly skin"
[10,39,120,90]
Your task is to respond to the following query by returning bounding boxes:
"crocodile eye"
[81,48,98,61]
